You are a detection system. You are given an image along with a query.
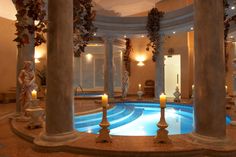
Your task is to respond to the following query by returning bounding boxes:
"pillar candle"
[160,93,166,108]
[32,90,37,100]
[138,84,141,90]
[102,94,108,107]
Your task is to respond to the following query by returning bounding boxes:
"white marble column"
[194,0,226,138]
[155,36,165,99]
[34,0,78,146]
[104,36,114,99]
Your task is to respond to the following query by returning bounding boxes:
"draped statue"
[122,70,129,99]
[18,61,38,113]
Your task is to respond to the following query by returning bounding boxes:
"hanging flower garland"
[13,0,47,48]
[73,0,97,57]
[146,8,164,62]
[123,38,132,76]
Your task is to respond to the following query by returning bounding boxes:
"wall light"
[136,55,146,67]
[34,58,40,64]
[137,61,145,66]
[86,53,93,62]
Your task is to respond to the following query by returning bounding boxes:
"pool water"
[74,102,231,136]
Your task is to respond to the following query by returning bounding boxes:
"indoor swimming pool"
[74,102,231,136]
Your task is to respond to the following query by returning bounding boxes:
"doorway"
[164,55,181,98]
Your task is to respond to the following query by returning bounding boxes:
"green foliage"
[73,0,97,57]
[13,0,47,48]
[146,8,164,62]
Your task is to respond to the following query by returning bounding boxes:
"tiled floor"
[0,100,101,157]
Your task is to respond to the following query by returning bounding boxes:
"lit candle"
[159,93,166,108]
[138,84,141,90]
[32,90,37,100]
[102,94,108,107]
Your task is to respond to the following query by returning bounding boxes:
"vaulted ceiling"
[93,0,162,16]
[0,0,16,20]
[0,0,163,20]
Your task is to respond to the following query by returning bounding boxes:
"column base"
[187,133,231,148]
[34,130,79,147]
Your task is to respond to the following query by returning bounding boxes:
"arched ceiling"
[93,0,163,17]
[0,0,16,20]
[0,0,164,20]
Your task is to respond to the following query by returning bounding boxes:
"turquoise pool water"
[74,102,231,136]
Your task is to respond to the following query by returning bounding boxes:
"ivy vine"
[13,0,47,48]
[146,8,164,62]
[73,0,97,57]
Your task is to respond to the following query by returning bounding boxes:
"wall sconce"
[86,53,93,62]
[136,55,146,67]
[35,58,40,64]
[137,61,145,66]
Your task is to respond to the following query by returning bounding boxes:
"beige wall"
[0,17,17,93]
[128,37,155,94]
[128,32,194,98]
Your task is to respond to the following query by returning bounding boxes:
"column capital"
[103,35,117,42]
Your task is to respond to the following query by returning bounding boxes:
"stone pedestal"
[194,0,226,138]
[34,0,79,146]
[26,99,44,129]
[104,36,114,98]
[137,91,144,100]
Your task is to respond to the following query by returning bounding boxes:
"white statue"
[122,70,129,99]
[18,61,38,113]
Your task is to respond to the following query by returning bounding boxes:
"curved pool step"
[75,105,135,128]
[92,108,144,133]
[74,105,124,122]
[77,107,143,133]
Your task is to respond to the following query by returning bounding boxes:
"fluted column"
[194,0,226,138]
[155,36,165,99]
[104,36,114,99]
[34,0,78,146]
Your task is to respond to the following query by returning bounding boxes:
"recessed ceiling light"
[231,6,235,10]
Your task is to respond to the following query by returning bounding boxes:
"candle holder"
[173,86,181,102]
[191,85,194,99]
[155,106,171,144]
[25,99,44,129]
[96,104,112,143]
